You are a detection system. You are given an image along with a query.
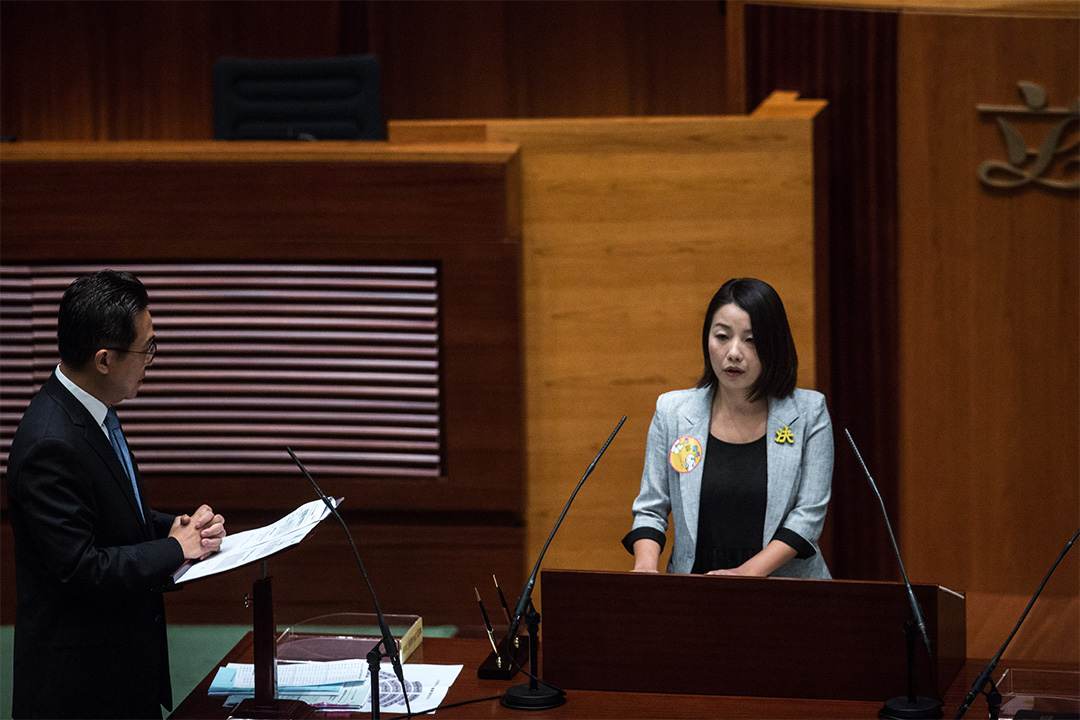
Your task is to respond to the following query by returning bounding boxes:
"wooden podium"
[540,569,966,702]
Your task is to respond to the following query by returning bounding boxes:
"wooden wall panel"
[1,1,741,142]
[390,102,829,595]
[743,2,902,584]
[0,142,525,626]
[367,1,733,120]
[897,11,1079,662]
[739,0,1077,11]
[0,1,348,140]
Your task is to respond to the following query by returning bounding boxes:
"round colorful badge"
[668,435,702,473]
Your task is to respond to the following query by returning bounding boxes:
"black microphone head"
[843,429,878,489]
[286,447,330,500]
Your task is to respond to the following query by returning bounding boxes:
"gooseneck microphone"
[845,429,933,656]
[954,526,1080,720]
[287,448,411,719]
[504,415,626,645]
[846,429,942,720]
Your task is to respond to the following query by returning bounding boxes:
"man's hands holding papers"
[172,498,339,583]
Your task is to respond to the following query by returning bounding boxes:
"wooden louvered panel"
[0,267,35,465]
[1,263,444,478]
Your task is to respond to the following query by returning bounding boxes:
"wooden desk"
[171,634,1028,718]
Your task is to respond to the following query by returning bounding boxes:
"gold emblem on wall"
[977,82,1079,191]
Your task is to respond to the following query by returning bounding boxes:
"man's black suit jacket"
[6,372,184,719]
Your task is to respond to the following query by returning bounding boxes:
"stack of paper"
[209,659,464,713]
[210,658,369,709]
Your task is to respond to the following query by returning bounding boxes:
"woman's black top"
[690,433,767,574]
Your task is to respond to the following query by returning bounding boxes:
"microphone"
[845,429,933,656]
[287,448,411,719]
[954,526,1080,719]
[504,415,626,645]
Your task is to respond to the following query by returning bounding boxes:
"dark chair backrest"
[213,55,385,140]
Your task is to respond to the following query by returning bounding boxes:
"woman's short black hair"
[58,270,149,369]
[695,278,798,401]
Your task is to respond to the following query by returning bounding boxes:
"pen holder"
[478,635,529,680]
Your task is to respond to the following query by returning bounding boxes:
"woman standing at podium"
[622,278,833,578]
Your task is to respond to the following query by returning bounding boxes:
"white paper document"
[173,497,339,583]
[215,662,463,713]
[362,664,464,714]
[210,658,365,693]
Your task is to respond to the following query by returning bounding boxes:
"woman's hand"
[704,540,799,577]
[705,566,753,577]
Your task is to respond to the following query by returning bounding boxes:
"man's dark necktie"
[105,408,146,523]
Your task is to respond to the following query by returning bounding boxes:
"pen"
[494,574,519,648]
[493,574,513,626]
[474,587,502,668]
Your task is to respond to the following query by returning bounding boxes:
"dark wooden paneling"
[0,1,350,141]
[0,158,514,249]
[743,3,900,583]
[1,1,738,142]
[368,1,731,120]
[540,570,964,702]
[0,143,523,622]
[896,12,1079,607]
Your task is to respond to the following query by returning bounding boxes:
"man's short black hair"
[58,270,149,369]
[696,278,798,402]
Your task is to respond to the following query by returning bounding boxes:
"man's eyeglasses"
[105,339,157,366]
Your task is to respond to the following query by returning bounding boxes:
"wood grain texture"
[1,1,738,141]
[0,1,348,141]
[541,569,966,702]
[896,11,1079,664]
[0,145,520,247]
[743,0,1079,14]
[965,592,1080,665]
[0,140,519,164]
[368,1,731,120]
[390,106,829,598]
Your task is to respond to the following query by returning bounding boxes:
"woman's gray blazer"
[629,386,833,578]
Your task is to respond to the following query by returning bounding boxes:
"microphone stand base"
[500,682,566,711]
[230,698,317,719]
[878,695,943,720]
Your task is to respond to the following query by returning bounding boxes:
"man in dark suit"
[6,270,226,719]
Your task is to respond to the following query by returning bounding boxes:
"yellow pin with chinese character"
[775,426,795,444]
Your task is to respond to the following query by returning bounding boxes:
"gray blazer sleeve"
[629,398,674,537]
